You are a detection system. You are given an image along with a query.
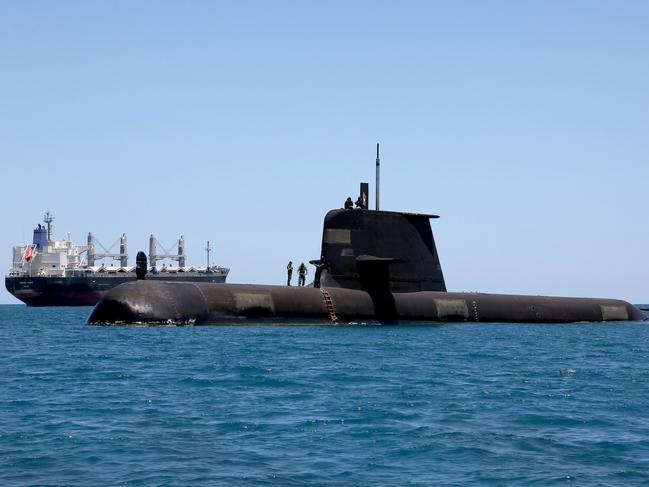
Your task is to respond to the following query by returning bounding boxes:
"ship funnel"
[33,225,48,251]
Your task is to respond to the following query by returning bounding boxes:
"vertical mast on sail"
[375,143,380,211]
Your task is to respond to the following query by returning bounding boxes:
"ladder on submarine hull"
[320,288,338,324]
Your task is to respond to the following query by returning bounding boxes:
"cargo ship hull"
[5,273,227,307]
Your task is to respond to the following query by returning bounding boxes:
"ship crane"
[87,233,128,267]
[149,235,186,270]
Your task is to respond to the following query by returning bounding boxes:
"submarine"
[88,190,645,325]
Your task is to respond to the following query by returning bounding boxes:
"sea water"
[1,304,648,486]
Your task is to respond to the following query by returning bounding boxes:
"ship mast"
[205,240,212,269]
[375,143,380,211]
[43,211,54,242]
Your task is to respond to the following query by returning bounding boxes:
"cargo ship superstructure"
[5,212,229,306]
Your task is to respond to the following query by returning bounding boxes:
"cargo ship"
[5,212,229,306]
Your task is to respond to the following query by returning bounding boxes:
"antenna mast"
[375,143,380,210]
[43,211,54,242]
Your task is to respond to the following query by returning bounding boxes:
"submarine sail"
[316,208,446,293]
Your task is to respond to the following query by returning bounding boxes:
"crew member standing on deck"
[287,261,293,286]
[298,262,308,286]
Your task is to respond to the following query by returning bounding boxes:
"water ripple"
[1,305,649,486]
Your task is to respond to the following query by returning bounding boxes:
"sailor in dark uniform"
[298,262,308,286]
[312,260,325,288]
[287,261,293,286]
[344,197,353,209]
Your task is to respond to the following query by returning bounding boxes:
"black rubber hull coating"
[87,281,646,325]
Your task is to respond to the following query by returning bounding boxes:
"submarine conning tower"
[315,209,446,293]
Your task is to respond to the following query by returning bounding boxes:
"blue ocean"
[1,305,648,486]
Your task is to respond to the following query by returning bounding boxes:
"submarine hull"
[87,281,646,325]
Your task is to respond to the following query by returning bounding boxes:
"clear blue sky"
[1,1,647,304]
